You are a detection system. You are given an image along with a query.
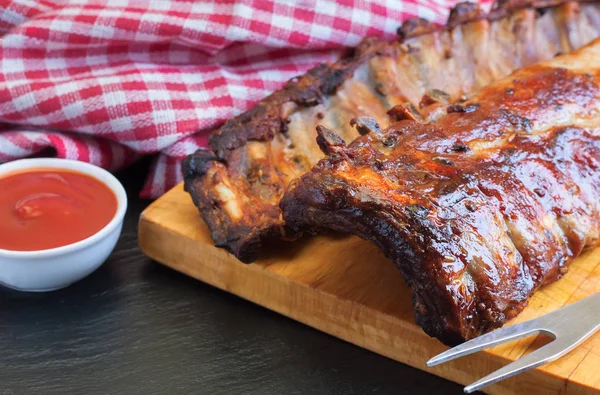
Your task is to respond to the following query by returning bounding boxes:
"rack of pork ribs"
[281,41,600,344]
[183,0,600,344]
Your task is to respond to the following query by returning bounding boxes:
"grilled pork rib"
[280,39,600,345]
[183,0,600,262]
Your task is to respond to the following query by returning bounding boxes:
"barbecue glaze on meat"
[184,0,600,262]
[280,40,600,344]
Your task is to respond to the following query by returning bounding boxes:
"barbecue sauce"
[0,169,117,251]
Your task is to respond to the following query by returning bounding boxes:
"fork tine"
[427,320,542,367]
[463,340,568,393]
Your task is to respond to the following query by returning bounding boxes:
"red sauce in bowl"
[0,169,118,251]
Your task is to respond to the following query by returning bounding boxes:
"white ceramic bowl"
[0,159,127,292]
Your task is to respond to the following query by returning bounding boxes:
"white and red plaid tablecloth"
[0,0,476,198]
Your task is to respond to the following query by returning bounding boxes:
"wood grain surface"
[139,183,600,395]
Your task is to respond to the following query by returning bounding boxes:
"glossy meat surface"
[280,40,600,344]
[184,0,600,262]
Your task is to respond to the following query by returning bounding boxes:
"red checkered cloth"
[0,0,477,198]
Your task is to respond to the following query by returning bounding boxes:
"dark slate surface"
[0,159,468,395]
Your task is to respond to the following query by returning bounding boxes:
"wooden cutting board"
[138,183,600,394]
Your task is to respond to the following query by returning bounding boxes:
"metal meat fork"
[427,293,600,393]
